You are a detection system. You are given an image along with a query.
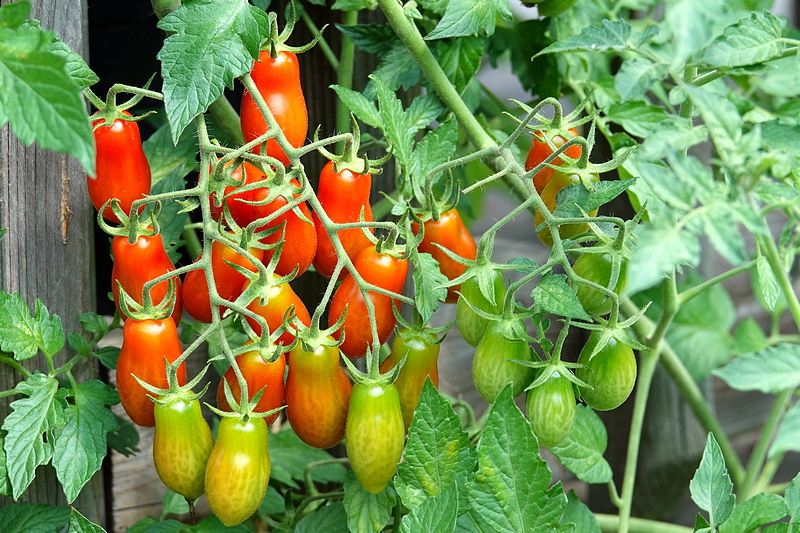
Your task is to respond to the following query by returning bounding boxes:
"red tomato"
[328,245,409,359]
[217,346,286,427]
[285,341,351,449]
[111,231,182,324]
[312,160,374,279]
[525,128,581,194]
[412,208,477,304]
[116,318,186,427]
[88,111,151,223]
[243,275,310,345]
[240,50,308,167]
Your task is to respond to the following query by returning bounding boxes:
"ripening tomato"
[346,383,405,494]
[205,417,270,527]
[525,128,581,194]
[116,318,186,427]
[241,50,308,167]
[153,396,214,501]
[88,111,151,223]
[285,341,351,449]
[243,275,310,345]
[526,372,576,448]
[456,270,506,347]
[111,231,182,324]
[472,320,535,403]
[412,209,477,304]
[534,170,599,247]
[576,331,637,411]
[328,245,408,359]
[217,347,286,427]
[312,160,374,279]
[379,329,440,430]
[572,252,628,316]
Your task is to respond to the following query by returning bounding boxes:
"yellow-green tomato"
[577,332,637,411]
[153,396,214,501]
[472,321,536,403]
[526,373,576,448]
[346,383,405,494]
[205,417,270,526]
[456,271,506,347]
[572,252,628,316]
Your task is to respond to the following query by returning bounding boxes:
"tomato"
[572,252,628,316]
[285,341,351,448]
[328,245,409,359]
[472,320,535,403]
[223,162,316,277]
[576,331,637,411]
[88,111,151,223]
[116,318,186,427]
[412,209,477,304]
[152,396,214,501]
[525,373,576,448]
[312,160,374,279]
[534,170,599,247]
[182,238,264,323]
[205,417,270,527]
[241,50,307,167]
[537,0,579,16]
[456,270,506,347]
[525,128,581,195]
[217,347,286,427]
[346,383,405,494]
[111,231,182,324]
[379,329,440,430]
[243,274,310,345]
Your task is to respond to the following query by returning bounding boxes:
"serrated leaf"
[550,405,613,484]
[489,20,559,98]
[52,380,118,503]
[721,493,787,533]
[614,57,668,102]
[690,433,735,528]
[637,116,709,161]
[336,23,396,55]
[406,93,447,133]
[733,318,767,356]
[162,489,191,516]
[755,255,781,312]
[537,19,631,56]
[146,168,189,264]
[374,75,413,168]
[343,469,395,533]
[157,0,268,142]
[409,119,457,190]
[0,502,69,533]
[399,481,459,533]
[68,508,105,533]
[412,251,448,324]
[467,386,566,533]
[0,437,9,496]
[107,414,140,457]
[294,502,348,533]
[561,490,601,533]
[786,474,800,526]
[67,332,91,353]
[666,0,730,70]
[713,344,800,393]
[331,85,383,129]
[700,205,746,266]
[95,346,120,370]
[627,225,700,295]
[605,101,669,138]
[425,0,512,40]
[372,41,421,92]
[269,427,345,488]
[142,121,199,186]
[2,373,63,498]
[396,381,477,511]
[0,292,65,361]
[684,84,743,168]
[43,38,98,89]
[0,2,32,28]
[552,179,635,219]
[532,273,590,321]
[700,11,784,68]
[435,36,485,94]
[78,313,108,334]
[768,401,800,459]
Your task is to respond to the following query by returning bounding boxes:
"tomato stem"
[0,353,32,379]
[594,513,692,533]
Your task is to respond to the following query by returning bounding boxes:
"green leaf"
[269,427,345,488]
[78,312,109,334]
[52,380,118,503]
[435,36,485,95]
[768,401,800,459]
[107,414,140,457]
[713,344,800,393]
[257,485,286,517]
[424,0,512,40]
[0,502,69,533]
[332,0,377,11]
[755,255,781,312]
[157,0,268,142]
[786,473,800,527]
[374,75,413,168]
[0,292,65,360]
[455,509,497,533]
[690,433,735,528]
[162,489,191,516]
[343,469,395,533]
[561,490,601,533]
[700,11,784,68]
[719,493,787,533]
[371,40,421,92]
[536,19,631,56]
[700,204,746,266]
[733,317,767,356]
[68,508,105,533]
[2,373,64,499]
[409,119,457,191]
[43,38,98,89]
[614,57,668,102]
[532,273,591,321]
[0,437,9,496]
[0,2,32,28]
[331,85,383,129]
[467,386,566,533]
[406,94,447,133]
[552,179,635,219]
[294,502,348,533]
[488,20,559,98]
[684,84,743,168]
[626,225,700,295]
[550,405,613,484]
[636,116,708,161]
[143,121,199,186]
[399,481,459,533]
[665,0,731,70]
[146,168,189,264]
[396,381,477,511]
[336,23,396,55]
[411,251,448,324]
[95,346,120,370]
[604,101,669,138]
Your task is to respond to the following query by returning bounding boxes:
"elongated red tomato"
[111,231,182,324]
[205,417,270,527]
[285,341,351,449]
[525,128,581,194]
[243,275,310,345]
[312,161,374,279]
[116,318,186,427]
[153,396,214,501]
[328,246,408,359]
[217,347,286,427]
[241,50,308,167]
[88,111,151,223]
[412,209,477,303]
[182,238,264,323]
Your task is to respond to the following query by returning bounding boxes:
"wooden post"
[0,0,105,525]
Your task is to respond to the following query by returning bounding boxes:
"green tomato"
[576,332,637,411]
[457,270,507,347]
[572,252,628,316]
[472,321,536,403]
[537,0,579,17]
[346,383,405,494]
[526,373,576,448]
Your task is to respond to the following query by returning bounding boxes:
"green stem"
[757,233,800,331]
[595,514,693,533]
[678,261,755,306]
[336,10,358,143]
[182,224,203,261]
[207,96,245,146]
[753,451,784,496]
[0,353,32,379]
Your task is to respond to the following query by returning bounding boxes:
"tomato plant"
[217,346,286,427]
[456,270,507,347]
[534,170,600,247]
[577,331,637,412]
[116,318,187,427]
[204,416,270,527]
[572,251,628,316]
[525,373,576,449]
[472,320,536,403]
[243,274,310,345]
